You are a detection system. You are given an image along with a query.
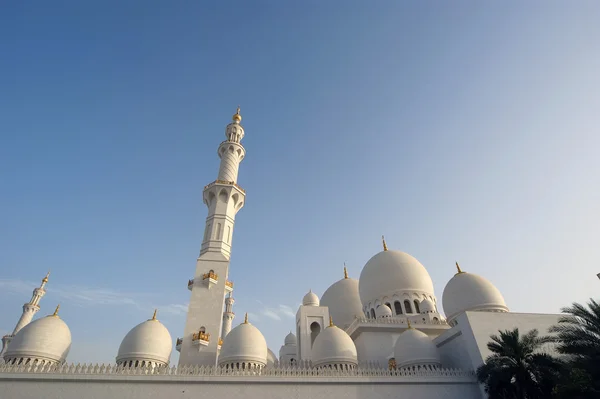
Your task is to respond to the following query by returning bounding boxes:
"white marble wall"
[0,371,482,399]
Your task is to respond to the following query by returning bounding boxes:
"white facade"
[296,292,330,362]
[0,108,567,399]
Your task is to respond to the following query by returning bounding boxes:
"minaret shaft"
[1,273,48,362]
[179,109,246,367]
[221,295,235,338]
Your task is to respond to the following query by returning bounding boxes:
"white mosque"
[0,108,561,399]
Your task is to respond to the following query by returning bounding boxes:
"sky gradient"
[1,2,599,364]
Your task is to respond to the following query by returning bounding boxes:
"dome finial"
[382,235,388,251]
[343,263,348,279]
[42,270,50,284]
[244,312,248,324]
[329,316,334,327]
[406,318,412,329]
[232,106,242,123]
[455,261,464,274]
[151,309,158,321]
[52,304,60,317]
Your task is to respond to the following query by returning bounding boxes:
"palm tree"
[549,299,600,397]
[476,328,563,399]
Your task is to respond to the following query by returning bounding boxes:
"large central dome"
[359,250,435,310]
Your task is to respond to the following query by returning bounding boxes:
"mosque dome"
[4,307,71,365]
[442,265,508,322]
[266,348,279,368]
[420,298,437,314]
[321,269,363,328]
[394,327,441,368]
[116,311,172,367]
[359,247,435,309]
[284,332,297,346]
[302,290,320,307]
[375,304,393,319]
[218,315,268,369]
[311,320,358,369]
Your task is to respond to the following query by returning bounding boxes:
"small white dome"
[219,319,268,367]
[116,313,172,366]
[376,304,393,319]
[311,323,357,368]
[302,290,320,306]
[4,313,71,364]
[321,276,363,328]
[442,270,508,322]
[394,328,441,368]
[284,332,297,346]
[359,250,435,307]
[266,348,279,368]
[420,298,436,313]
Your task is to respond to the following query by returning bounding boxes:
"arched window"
[385,302,392,311]
[433,317,439,322]
[394,301,403,315]
[370,308,376,319]
[404,300,413,314]
[310,322,321,347]
[414,300,420,313]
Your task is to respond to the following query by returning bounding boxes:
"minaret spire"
[179,107,248,367]
[382,235,388,251]
[455,262,464,274]
[343,263,348,279]
[1,272,50,361]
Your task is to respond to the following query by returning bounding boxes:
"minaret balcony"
[175,338,182,352]
[225,280,234,292]
[187,279,194,291]
[191,331,210,347]
[204,179,246,194]
[218,337,223,347]
[202,271,218,287]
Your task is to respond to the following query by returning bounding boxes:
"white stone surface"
[442,271,509,322]
[394,328,441,368]
[321,276,363,329]
[359,250,437,317]
[116,317,172,366]
[278,332,297,366]
[179,109,247,366]
[218,321,267,367]
[0,367,482,399]
[3,315,71,365]
[302,290,320,306]
[296,302,330,362]
[311,325,357,368]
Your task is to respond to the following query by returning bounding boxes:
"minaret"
[221,293,235,339]
[179,107,247,366]
[1,272,50,361]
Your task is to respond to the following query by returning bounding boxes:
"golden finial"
[343,263,348,279]
[52,304,60,317]
[382,235,388,251]
[42,270,50,283]
[455,262,464,274]
[232,106,242,122]
[151,309,157,321]
[407,319,412,329]
[244,313,248,324]
[329,316,334,327]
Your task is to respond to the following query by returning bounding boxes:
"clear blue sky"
[1,2,599,364]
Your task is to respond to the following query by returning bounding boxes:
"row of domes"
[315,245,508,328]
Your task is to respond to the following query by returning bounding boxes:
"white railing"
[0,362,474,379]
[345,317,447,333]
